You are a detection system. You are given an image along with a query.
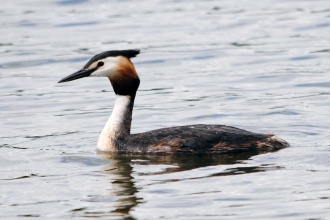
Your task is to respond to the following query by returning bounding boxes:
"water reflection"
[101,156,140,220]
[97,151,282,219]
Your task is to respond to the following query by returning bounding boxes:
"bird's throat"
[97,95,134,152]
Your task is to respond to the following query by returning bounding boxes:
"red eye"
[98,61,104,67]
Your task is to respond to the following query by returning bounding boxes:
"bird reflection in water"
[94,150,283,219]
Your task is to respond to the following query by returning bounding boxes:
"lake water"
[1,0,330,219]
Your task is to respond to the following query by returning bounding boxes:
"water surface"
[1,0,330,219]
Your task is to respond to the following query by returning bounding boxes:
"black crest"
[83,49,140,69]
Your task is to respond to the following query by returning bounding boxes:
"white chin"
[90,70,111,77]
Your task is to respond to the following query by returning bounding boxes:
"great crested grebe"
[58,49,289,154]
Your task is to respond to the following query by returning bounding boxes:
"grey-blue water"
[1,0,330,219]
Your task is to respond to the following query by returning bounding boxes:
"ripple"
[57,0,89,5]
[56,21,99,27]
[296,82,330,88]
[1,0,330,219]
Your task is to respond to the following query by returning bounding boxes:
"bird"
[58,49,289,154]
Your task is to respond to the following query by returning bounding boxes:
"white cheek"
[90,65,116,77]
[89,57,120,77]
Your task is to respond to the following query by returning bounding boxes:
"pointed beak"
[58,68,97,83]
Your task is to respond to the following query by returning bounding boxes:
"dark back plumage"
[112,124,289,154]
[83,49,140,69]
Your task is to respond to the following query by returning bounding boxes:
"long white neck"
[97,95,134,152]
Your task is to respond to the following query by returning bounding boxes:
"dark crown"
[83,49,140,69]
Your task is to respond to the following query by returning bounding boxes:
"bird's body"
[58,49,289,154]
[103,124,288,154]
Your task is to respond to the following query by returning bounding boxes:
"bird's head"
[58,49,140,96]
